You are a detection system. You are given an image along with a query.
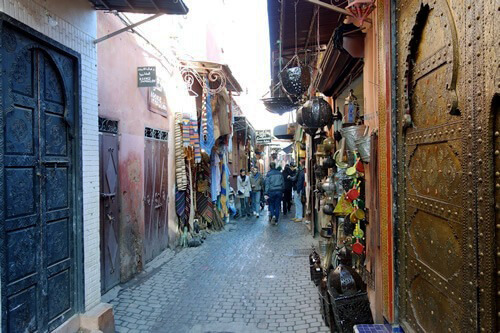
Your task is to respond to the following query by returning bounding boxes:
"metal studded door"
[144,128,168,263]
[99,118,120,294]
[396,0,500,328]
[395,0,480,331]
[396,0,478,332]
[0,22,78,332]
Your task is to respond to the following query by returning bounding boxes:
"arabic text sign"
[255,130,272,144]
[138,66,157,87]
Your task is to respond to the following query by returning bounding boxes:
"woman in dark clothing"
[281,164,295,215]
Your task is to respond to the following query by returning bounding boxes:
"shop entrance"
[0,20,80,332]
[99,118,120,294]
[143,128,169,263]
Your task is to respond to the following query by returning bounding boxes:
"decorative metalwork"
[392,0,497,330]
[280,66,311,97]
[0,20,79,332]
[262,97,299,115]
[297,97,333,133]
[144,127,168,141]
[325,249,373,332]
[98,117,118,134]
[179,64,227,96]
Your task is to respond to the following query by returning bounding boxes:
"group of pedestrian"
[264,160,305,225]
[235,167,264,218]
[235,161,305,225]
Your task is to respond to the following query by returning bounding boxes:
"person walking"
[289,161,305,222]
[281,163,295,215]
[250,167,264,217]
[237,169,252,218]
[264,162,284,225]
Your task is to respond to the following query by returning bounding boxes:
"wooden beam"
[93,13,164,44]
[305,0,351,17]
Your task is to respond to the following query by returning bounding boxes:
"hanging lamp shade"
[280,66,311,97]
[346,0,376,25]
[262,97,299,115]
[297,97,334,130]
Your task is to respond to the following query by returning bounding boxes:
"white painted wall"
[0,0,101,313]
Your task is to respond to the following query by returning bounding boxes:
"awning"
[313,26,364,98]
[282,143,294,154]
[233,116,256,145]
[273,123,295,140]
[267,0,346,86]
[179,60,243,93]
[88,0,188,14]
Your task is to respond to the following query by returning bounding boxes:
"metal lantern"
[326,248,373,333]
[346,0,376,25]
[297,97,334,130]
[280,66,311,97]
[262,97,299,115]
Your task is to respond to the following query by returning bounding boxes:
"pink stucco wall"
[97,12,172,281]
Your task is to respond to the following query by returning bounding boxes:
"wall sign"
[256,130,272,144]
[137,66,156,87]
[148,81,168,116]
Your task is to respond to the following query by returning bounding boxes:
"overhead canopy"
[233,116,256,145]
[313,33,364,98]
[282,143,294,154]
[267,0,345,81]
[180,60,243,93]
[88,0,188,14]
[273,123,295,140]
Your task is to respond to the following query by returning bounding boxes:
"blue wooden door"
[1,22,77,332]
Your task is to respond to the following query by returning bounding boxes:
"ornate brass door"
[395,0,478,331]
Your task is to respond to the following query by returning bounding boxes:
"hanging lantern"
[280,66,311,97]
[297,97,334,130]
[262,97,299,115]
[346,0,376,25]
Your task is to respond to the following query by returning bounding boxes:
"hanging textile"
[201,85,208,139]
[210,151,221,202]
[200,83,215,154]
[175,189,186,220]
[217,91,231,136]
[175,113,188,190]
[219,152,230,218]
[185,160,192,228]
[212,96,221,141]
[228,110,234,153]
[190,116,202,163]
[197,161,214,224]
[182,114,191,147]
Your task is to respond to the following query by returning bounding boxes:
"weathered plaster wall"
[97,12,171,281]
[97,12,193,279]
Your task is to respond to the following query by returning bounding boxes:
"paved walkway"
[109,211,329,333]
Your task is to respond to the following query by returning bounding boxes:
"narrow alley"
[109,215,328,333]
[0,0,498,332]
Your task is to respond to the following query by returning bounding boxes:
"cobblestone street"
[108,211,329,333]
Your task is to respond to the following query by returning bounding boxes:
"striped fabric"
[185,160,191,224]
[201,86,208,139]
[200,86,215,154]
[182,114,191,147]
[190,116,201,163]
[175,189,186,219]
[175,113,188,190]
[196,161,213,224]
